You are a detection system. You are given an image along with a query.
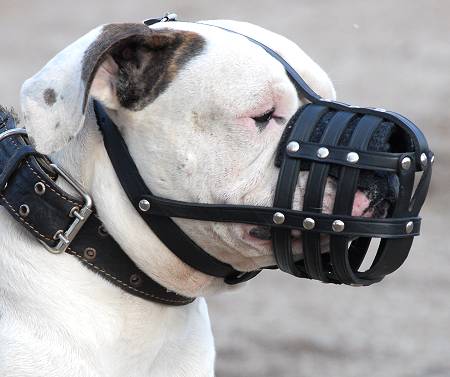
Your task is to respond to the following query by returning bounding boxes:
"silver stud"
[317,147,330,159]
[430,154,435,164]
[332,219,345,232]
[286,141,300,153]
[420,153,428,168]
[400,156,411,170]
[19,204,30,217]
[138,199,151,212]
[34,182,46,195]
[303,217,315,230]
[405,221,414,234]
[346,152,359,163]
[273,212,285,225]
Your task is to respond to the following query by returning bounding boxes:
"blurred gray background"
[1,1,448,376]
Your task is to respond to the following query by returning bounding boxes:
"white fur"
[1,20,340,376]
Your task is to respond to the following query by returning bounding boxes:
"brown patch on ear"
[81,23,205,112]
[81,23,152,111]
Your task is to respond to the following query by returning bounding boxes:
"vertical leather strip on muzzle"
[271,104,329,277]
[328,115,383,285]
[301,111,357,281]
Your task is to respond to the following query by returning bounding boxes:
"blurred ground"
[1,1,449,376]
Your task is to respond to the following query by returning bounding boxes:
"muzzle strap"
[302,111,357,281]
[272,104,329,277]
[328,115,383,284]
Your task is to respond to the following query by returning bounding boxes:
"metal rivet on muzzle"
[420,153,428,168]
[273,212,285,224]
[34,182,46,195]
[139,199,151,212]
[286,141,300,153]
[400,156,412,170]
[332,220,345,232]
[346,152,359,163]
[317,147,329,159]
[405,221,414,234]
[303,217,315,230]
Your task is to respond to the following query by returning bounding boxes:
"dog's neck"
[0,106,218,373]
[49,103,226,299]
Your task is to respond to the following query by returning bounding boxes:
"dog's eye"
[252,108,275,130]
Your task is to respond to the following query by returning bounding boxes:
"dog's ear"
[21,23,205,154]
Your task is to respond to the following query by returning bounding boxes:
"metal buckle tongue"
[40,164,93,254]
[143,13,177,26]
[161,13,177,22]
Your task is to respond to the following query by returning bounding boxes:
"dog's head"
[20,21,399,294]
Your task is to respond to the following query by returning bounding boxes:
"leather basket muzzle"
[271,101,432,286]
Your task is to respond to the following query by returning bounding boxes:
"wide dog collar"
[0,109,194,306]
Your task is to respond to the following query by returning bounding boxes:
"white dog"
[0,19,379,376]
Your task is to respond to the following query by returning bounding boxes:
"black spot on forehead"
[43,88,57,106]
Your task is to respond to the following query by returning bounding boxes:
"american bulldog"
[0,19,395,376]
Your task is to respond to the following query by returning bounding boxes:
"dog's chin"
[245,226,331,264]
[238,227,323,271]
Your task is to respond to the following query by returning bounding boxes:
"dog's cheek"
[177,152,197,177]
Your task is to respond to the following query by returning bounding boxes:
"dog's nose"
[356,171,400,218]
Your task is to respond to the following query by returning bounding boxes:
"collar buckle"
[161,13,178,22]
[39,163,93,254]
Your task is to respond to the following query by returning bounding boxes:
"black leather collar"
[0,109,194,306]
